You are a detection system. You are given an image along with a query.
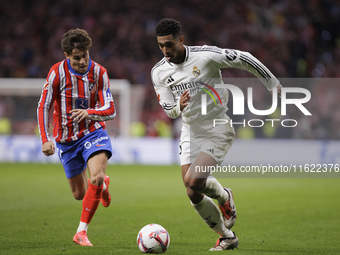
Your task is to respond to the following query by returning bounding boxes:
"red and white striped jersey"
[37,58,116,144]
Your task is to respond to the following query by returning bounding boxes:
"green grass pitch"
[0,162,339,255]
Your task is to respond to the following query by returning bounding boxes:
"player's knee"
[73,190,86,200]
[186,178,205,192]
[186,186,196,198]
[89,173,105,186]
[186,186,204,204]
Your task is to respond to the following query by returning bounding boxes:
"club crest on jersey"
[89,83,98,94]
[192,66,200,76]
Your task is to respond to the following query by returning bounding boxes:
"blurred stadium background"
[0,0,339,165]
[1,2,340,254]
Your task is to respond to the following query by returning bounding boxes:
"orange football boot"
[101,175,111,207]
[73,230,93,246]
[218,187,237,229]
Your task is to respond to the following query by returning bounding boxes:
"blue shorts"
[56,129,112,179]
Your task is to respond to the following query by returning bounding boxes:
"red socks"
[80,183,103,224]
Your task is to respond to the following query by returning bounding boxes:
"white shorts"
[179,123,235,166]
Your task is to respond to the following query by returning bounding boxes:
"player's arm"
[37,72,57,156]
[42,141,55,156]
[179,90,191,111]
[151,67,191,119]
[152,81,190,119]
[213,48,281,91]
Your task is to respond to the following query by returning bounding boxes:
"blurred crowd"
[0,0,339,139]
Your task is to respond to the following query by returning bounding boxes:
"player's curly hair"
[155,18,182,38]
[61,28,92,55]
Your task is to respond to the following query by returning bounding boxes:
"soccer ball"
[137,224,170,254]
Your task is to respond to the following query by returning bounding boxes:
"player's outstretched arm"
[42,141,55,156]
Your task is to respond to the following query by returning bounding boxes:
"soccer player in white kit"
[151,18,282,251]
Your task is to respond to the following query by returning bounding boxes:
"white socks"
[77,221,89,233]
[200,176,229,205]
[192,196,234,238]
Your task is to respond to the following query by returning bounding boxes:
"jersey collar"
[183,45,189,62]
[66,58,92,75]
[165,45,190,66]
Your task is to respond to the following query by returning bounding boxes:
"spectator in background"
[1,0,339,139]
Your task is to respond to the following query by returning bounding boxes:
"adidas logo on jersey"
[207,148,215,154]
[167,76,175,83]
[225,49,237,61]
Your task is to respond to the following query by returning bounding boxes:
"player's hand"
[42,141,55,156]
[180,90,191,111]
[69,109,89,122]
[277,84,282,98]
[271,84,282,98]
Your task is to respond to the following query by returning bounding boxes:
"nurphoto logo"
[200,84,312,128]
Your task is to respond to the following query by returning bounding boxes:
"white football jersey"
[151,45,279,129]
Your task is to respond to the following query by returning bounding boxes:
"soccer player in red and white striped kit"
[37,28,116,246]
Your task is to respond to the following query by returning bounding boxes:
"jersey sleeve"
[37,67,58,144]
[151,71,182,119]
[86,71,116,121]
[212,48,280,90]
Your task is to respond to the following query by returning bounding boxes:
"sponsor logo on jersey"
[192,66,200,76]
[170,79,203,92]
[75,98,89,109]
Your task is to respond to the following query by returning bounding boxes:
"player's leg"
[67,168,88,200]
[197,123,237,230]
[185,152,229,206]
[57,142,88,201]
[180,140,205,204]
[78,152,108,227]
[188,151,237,227]
[70,168,94,246]
[75,129,113,246]
[56,141,93,246]
[181,164,204,204]
[182,164,231,237]
[183,153,234,240]
[181,123,238,250]
[87,150,111,207]
[73,151,109,246]
[83,128,113,208]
